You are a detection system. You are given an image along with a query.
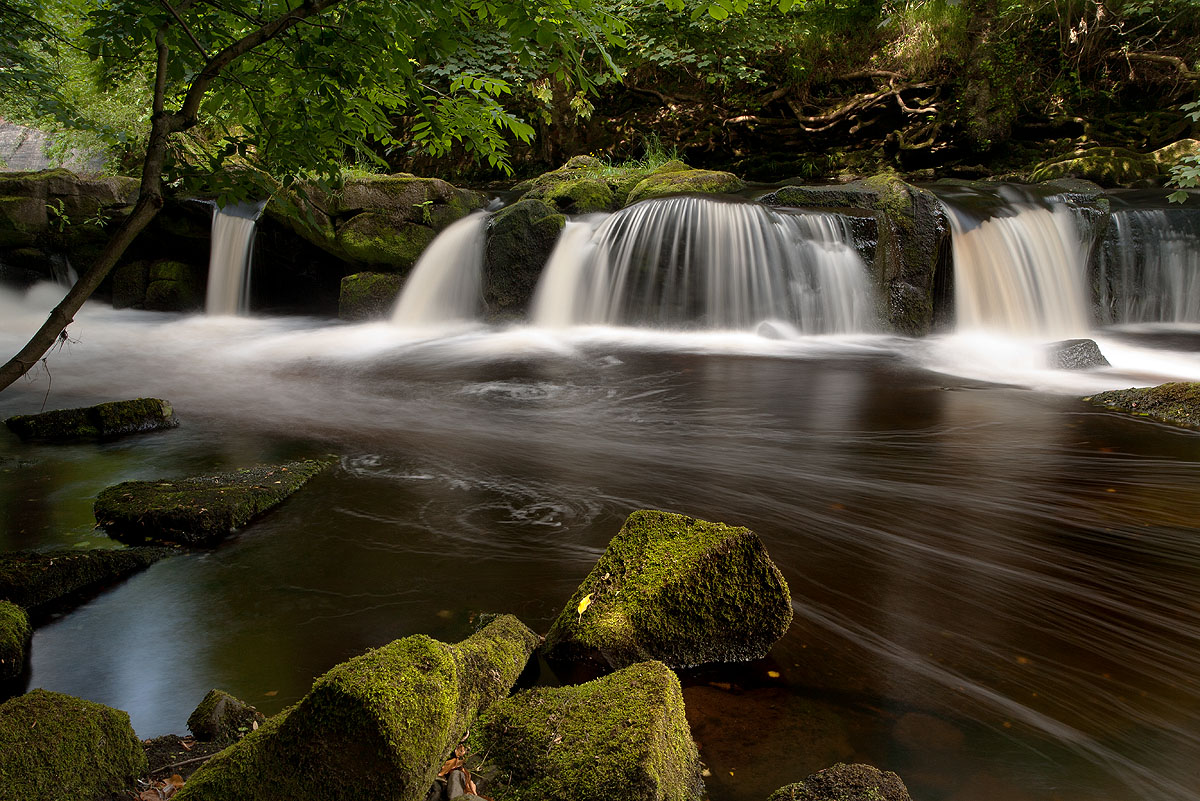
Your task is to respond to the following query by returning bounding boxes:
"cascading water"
[392,212,488,327]
[939,189,1091,338]
[1098,206,1200,325]
[206,201,266,315]
[530,196,873,332]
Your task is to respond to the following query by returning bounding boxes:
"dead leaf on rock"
[438,757,463,777]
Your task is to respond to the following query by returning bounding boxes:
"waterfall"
[392,212,488,326]
[1099,208,1200,325]
[206,201,265,315]
[530,196,874,332]
[941,196,1090,338]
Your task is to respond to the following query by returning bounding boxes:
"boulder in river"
[766,762,912,801]
[187,689,266,745]
[0,601,30,682]
[94,457,337,547]
[624,161,746,205]
[483,199,565,319]
[338,271,405,320]
[474,660,704,801]
[176,614,539,801]
[0,546,174,611]
[5,397,178,442]
[1046,338,1110,370]
[0,688,147,801]
[543,509,793,670]
[1084,382,1200,430]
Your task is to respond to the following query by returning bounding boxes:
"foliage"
[1168,99,1200,202]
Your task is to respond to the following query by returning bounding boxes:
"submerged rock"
[483,199,565,319]
[1084,382,1200,430]
[177,615,539,801]
[0,688,147,801]
[5,397,178,442]
[338,271,405,320]
[543,509,793,670]
[766,763,912,801]
[475,660,704,801]
[0,601,30,682]
[94,457,337,546]
[0,546,173,611]
[187,689,266,745]
[625,163,746,206]
[1047,338,1110,370]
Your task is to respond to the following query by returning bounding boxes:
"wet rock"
[5,397,178,442]
[483,199,565,319]
[625,163,746,205]
[187,689,266,745]
[0,601,30,682]
[0,688,147,801]
[94,457,337,547]
[766,763,912,801]
[1084,382,1200,430]
[0,547,174,611]
[143,260,204,311]
[475,660,704,801]
[176,615,539,801]
[339,271,405,320]
[543,509,793,670]
[1047,338,1110,370]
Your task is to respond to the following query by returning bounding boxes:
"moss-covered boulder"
[1029,147,1159,187]
[5,397,178,442]
[625,165,746,206]
[0,601,30,682]
[1084,382,1200,430]
[0,169,138,249]
[766,763,912,801]
[483,199,565,319]
[176,615,540,801]
[143,259,204,311]
[543,510,792,670]
[94,457,337,547]
[1151,138,1200,169]
[335,214,436,269]
[516,158,622,213]
[475,660,704,801]
[0,546,173,611]
[0,688,147,801]
[187,689,266,744]
[338,271,405,320]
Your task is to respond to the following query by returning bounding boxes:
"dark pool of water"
[2,313,1199,801]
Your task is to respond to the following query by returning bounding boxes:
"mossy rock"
[94,457,337,547]
[0,601,30,682]
[767,763,912,801]
[187,690,266,745]
[1029,147,1158,187]
[177,615,540,801]
[111,259,151,309]
[475,660,704,801]
[1084,382,1200,430]
[539,177,615,214]
[0,169,138,250]
[5,397,178,443]
[543,510,793,670]
[0,547,173,612]
[624,168,746,206]
[0,688,147,801]
[1151,138,1200,168]
[338,272,405,321]
[483,199,565,319]
[144,260,204,311]
[336,214,436,270]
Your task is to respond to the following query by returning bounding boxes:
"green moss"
[543,510,792,669]
[0,547,172,612]
[475,660,704,801]
[0,688,147,801]
[540,177,615,214]
[336,214,435,269]
[1084,382,1200,430]
[111,260,151,309]
[0,601,30,681]
[94,457,337,547]
[338,272,405,320]
[1029,147,1158,187]
[177,615,539,801]
[624,169,747,206]
[144,260,204,311]
[5,397,178,442]
[483,199,565,317]
[766,763,912,801]
[187,690,266,744]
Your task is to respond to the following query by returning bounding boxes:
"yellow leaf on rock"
[578,594,593,615]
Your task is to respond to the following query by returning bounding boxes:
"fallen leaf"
[767,670,780,678]
[180,740,193,751]
[251,719,259,731]
[438,758,463,777]
[454,743,466,759]
[464,770,478,796]
[264,690,278,697]
[577,593,593,620]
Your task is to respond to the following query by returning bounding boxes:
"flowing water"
[3,189,1200,801]
[205,202,265,315]
[392,213,488,327]
[1099,200,1200,325]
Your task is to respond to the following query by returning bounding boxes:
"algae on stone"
[475,660,704,801]
[176,614,539,801]
[0,547,173,611]
[625,166,746,206]
[766,762,912,801]
[187,689,266,744]
[5,397,178,442]
[0,601,30,681]
[94,457,337,546]
[544,509,793,670]
[1029,147,1159,186]
[0,688,147,801]
[1084,382,1200,430]
[338,271,406,320]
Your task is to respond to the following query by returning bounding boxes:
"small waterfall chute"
[530,196,874,333]
[391,212,488,327]
[206,200,267,315]
[1099,206,1200,325]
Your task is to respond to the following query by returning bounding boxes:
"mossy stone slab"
[766,762,913,801]
[0,601,30,682]
[0,688,147,801]
[625,168,747,205]
[1084,382,1200,430]
[94,457,337,546]
[475,660,704,801]
[5,397,178,443]
[0,547,172,612]
[544,509,792,670]
[176,615,539,801]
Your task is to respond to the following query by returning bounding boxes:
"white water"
[205,203,264,315]
[530,197,874,332]
[391,213,488,327]
[1100,209,1200,324]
